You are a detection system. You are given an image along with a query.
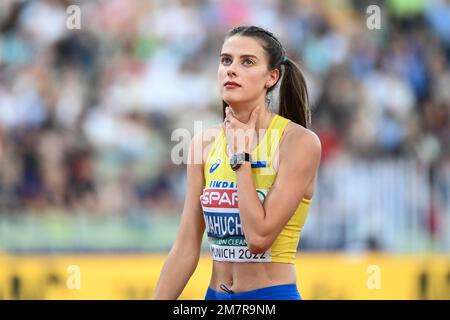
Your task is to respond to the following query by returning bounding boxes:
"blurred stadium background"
[0,0,449,299]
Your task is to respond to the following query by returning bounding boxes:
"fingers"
[248,106,260,126]
[224,106,236,125]
[225,106,235,118]
[223,114,231,132]
[223,106,258,154]
[224,105,261,128]
[225,106,234,116]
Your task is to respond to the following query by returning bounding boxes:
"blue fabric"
[204,283,302,300]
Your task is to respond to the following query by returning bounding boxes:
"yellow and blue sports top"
[200,114,312,264]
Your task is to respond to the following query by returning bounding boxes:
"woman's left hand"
[222,106,260,155]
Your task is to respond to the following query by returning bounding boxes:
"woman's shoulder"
[272,121,321,172]
[282,121,322,156]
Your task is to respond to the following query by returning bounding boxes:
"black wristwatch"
[230,152,251,171]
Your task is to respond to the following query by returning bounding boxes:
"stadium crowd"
[0,0,448,219]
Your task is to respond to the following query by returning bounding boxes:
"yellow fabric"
[200,114,311,264]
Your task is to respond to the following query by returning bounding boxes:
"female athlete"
[153,25,321,300]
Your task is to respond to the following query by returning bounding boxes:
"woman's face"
[218,35,278,106]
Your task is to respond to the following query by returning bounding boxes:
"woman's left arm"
[236,128,322,254]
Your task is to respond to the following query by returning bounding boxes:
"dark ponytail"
[279,58,311,128]
[221,25,311,128]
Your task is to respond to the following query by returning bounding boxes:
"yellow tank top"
[200,114,312,264]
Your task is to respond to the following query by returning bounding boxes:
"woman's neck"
[227,103,274,133]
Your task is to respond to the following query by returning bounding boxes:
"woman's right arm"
[152,131,209,300]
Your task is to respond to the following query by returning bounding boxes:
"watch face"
[230,154,238,170]
[230,154,236,166]
[230,153,246,171]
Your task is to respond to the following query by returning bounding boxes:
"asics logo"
[209,158,221,173]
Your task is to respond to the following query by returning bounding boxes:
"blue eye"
[243,59,254,65]
[221,57,231,65]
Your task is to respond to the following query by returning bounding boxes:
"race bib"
[200,185,272,263]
